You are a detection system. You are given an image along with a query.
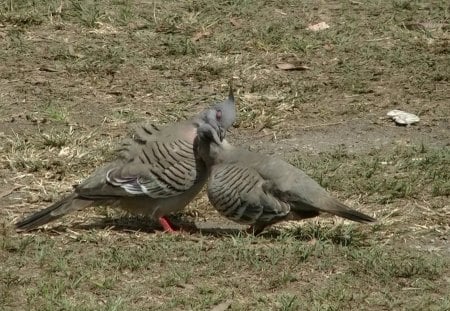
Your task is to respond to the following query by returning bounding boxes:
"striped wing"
[116,123,161,159]
[207,164,290,225]
[107,138,201,198]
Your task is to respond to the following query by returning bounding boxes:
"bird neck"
[196,138,226,168]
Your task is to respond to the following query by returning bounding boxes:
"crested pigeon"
[195,122,376,234]
[15,90,236,232]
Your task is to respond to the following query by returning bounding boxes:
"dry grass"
[1,0,449,310]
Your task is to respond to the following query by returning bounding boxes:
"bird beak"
[219,126,226,141]
[207,125,222,145]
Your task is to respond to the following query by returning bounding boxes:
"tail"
[321,199,376,223]
[15,193,94,231]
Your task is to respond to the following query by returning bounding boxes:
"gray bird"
[196,122,376,234]
[15,90,236,232]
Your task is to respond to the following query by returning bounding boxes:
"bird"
[195,121,376,235]
[15,90,236,232]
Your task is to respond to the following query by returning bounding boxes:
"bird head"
[197,115,222,146]
[211,86,236,133]
[199,86,236,139]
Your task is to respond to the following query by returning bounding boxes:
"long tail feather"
[322,199,376,223]
[15,193,94,231]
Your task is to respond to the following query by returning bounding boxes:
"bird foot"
[158,216,176,233]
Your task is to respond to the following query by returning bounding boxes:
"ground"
[0,0,449,310]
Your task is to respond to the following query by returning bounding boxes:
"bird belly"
[118,178,205,220]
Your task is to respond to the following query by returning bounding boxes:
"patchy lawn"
[0,0,449,310]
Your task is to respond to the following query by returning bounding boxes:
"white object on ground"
[387,110,420,125]
[307,22,330,31]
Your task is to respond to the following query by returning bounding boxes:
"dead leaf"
[58,146,72,158]
[323,43,334,51]
[307,22,330,31]
[276,63,310,71]
[308,238,318,245]
[192,30,211,42]
[229,17,242,28]
[68,45,84,58]
[404,22,449,31]
[39,66,59,72]
[0,186,20,198]
[210,300,232,311]
[176,283,195,290]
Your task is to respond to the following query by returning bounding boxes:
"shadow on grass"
[60,216,373,247]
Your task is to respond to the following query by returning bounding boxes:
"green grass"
[293,144,450,203]
[1,143,449,310]
[42,102,68,122]
[0,226,448,310]
[0,0,449,310]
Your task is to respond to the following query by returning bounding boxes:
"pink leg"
[158,216,176,233]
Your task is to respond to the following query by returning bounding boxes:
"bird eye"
[216,110,222,120]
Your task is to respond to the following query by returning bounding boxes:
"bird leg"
[158,216,176,233]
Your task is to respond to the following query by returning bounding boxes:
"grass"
[0,225,448,310]
[0,0,449,310]
[42,101,68,122]
[1,140,448,310]
[293,144,450,203]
